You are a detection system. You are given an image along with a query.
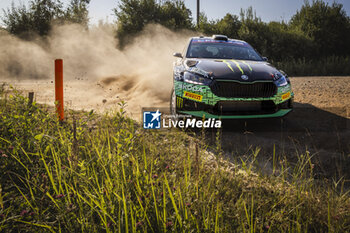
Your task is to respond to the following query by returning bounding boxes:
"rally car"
[171,35,293,119]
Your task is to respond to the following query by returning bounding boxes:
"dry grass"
[0,86,349,232]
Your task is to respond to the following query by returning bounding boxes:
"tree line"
[1,0,90,39]
[1,0,350,75]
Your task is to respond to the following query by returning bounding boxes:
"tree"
[265,22,314,61]
[1,0,63,38]
[114,0,193,47]
[290,0,350,56]
[237,7,270,56]
[215,14,241,39]
[197,12,217,35]
[65,0,90,27]
[1,0,90,39]
[198,13,241,39]
[160,1,192,30]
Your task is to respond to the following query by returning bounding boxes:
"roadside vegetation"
[1,0,350,232]
[1,0,350,76]
[1,86,349,232]
[1,0,90,39]
[113,0,350,76]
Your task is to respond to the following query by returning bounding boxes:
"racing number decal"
[183,91,203,102]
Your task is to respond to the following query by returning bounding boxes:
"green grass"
[0,85,349,232]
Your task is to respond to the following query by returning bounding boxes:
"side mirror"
[262,57,268,62]
[173,52,183,58]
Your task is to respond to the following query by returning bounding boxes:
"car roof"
[190,36,249,46]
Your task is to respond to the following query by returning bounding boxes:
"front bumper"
[179,109,292,119]
[174,80,294,119]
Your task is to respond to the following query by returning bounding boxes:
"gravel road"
[2,76,350,183]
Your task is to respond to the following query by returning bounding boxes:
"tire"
[170,88,177,116]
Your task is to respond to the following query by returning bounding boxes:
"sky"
[0,0,350,26]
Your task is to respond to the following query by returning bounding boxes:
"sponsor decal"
[183,91,203,102]
[191,39,248,46]
[281,92,291,100]
[174,81,183,90]
[278,86,290,93]
[176,97,183,108]
[231,60,244,74]
[223,60,235,72]
[182,83,206,93]
[222,60,252,74]
[143,110,161,129]
[241,61,253,72]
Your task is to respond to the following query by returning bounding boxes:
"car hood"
[185,59,279,82]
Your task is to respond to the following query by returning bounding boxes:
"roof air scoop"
[212,35,228,41]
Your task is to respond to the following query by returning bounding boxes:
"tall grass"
[0,87,349,232]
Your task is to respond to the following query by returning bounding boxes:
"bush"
[197,2,350,76]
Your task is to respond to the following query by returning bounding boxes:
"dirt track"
[2,76,350,182]
[4,76,350,116]
[1,75,170,119]
[2,75,350,120]
[216,77,350,183]
[292,76,350,111]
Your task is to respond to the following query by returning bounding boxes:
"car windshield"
[186,39,263,61]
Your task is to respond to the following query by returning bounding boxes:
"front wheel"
[170,88,177,116]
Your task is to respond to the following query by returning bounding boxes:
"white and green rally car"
[171,35,293,119]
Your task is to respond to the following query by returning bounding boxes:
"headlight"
[184,72,212,85]
[273,72,288,87]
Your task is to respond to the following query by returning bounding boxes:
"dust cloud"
[0,24,194,117]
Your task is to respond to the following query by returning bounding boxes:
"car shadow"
[201,102,350,185]
[220,102,349,133]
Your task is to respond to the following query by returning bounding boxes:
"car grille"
[213,100,276,115]
[210,80,277,98]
